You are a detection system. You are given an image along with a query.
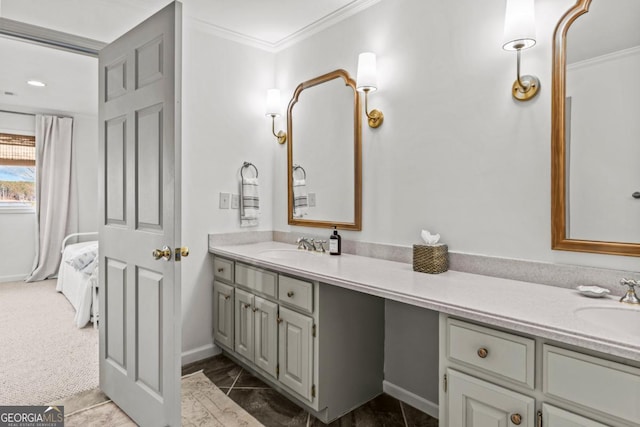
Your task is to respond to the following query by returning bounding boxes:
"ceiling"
[0,0,379,115]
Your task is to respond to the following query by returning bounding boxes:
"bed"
[56,232,99,328]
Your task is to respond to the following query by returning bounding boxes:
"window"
[0,133,36,210]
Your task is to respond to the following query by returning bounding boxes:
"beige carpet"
[65,372,264,427]
[0,279,98,405]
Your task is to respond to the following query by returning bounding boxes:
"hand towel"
[293,179,308,218]
[241,177,260,226]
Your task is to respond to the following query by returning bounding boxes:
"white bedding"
[56,241,99,328]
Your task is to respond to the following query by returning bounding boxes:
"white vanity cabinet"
[440,315,640,427]
[212,255,385,424]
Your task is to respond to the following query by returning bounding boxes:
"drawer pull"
[242,303,251,309]
[223,294,230,300]
[287,291,295,298]
[510,413,522,425]
[477,348,489,358]
[217,268,224,273]
[252,307,258,312]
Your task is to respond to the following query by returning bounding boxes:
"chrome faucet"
[620,278,640,305]
[297,237,315,251]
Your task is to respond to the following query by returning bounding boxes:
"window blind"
[0,133,36,166]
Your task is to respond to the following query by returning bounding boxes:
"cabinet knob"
[277,317,283,324]
[510,413,522,425]
[477,348,489,358]
[217,268,224,273]
[252,307,258,312]
[287,291,295,298]
[224,294,230,300]
[242,303,251,309]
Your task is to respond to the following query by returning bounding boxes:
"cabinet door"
[254,296,278,379]
[278,306,313,402]
[213,281,234,350]
[235,288,254,362]
[542,404,610,427]
[447,369,535,427]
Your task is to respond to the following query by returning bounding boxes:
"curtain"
[26,115,75,282]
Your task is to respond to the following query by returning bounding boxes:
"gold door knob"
[287,291,295,298]
[477,348,489,359]
[152,246,172,261]
[510,413,522,425]
[180,247,190,257]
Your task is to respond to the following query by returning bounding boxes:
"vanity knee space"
[439,315,640,427]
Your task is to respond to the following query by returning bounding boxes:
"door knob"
[179,247,190,257]
[152,246,172,261]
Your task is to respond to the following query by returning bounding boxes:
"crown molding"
[568,45,640,71]
[187,0,381,53]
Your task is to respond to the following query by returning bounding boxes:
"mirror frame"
[286,69,362,230]
[551,0,640,256]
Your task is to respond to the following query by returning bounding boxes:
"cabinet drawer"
[447,318,535,389]
[213,257,234,283]
[543,345,640,424]
[278,275,313,313]
[235,263,277,298]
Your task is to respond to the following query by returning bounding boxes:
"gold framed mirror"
[552,0,640,256]
[286,69,362,230]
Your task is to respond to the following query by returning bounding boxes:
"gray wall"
[384,300,440,404]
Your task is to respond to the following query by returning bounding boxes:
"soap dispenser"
[329,226,341,255]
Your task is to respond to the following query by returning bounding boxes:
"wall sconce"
[356,52,384,128]
[503,0,539,101]
[266,88,287,144]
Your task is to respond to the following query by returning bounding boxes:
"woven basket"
[413,244,448,274]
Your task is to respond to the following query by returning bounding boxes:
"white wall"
[0,111,36,281]
[180,18,276,361]
[567,48,640,242]
[0,110,98,282]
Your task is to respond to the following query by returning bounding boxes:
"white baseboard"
[181,343,221,366]
[0,274,27,283]
[383,380,439,419]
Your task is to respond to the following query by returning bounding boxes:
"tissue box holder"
[413,244,448,274]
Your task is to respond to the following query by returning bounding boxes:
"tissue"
[421,229,440,246]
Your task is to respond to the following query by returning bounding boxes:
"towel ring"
[241,161,258,179]
[293,164,306,179]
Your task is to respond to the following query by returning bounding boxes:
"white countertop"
[209,241,640,362]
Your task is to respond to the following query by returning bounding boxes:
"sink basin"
[574,306,640,341]
[257,249,320,260]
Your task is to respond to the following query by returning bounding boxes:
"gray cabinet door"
[254,296,278,379]
[278,306,313,402]
[235,288,255,362]
[447,369,535,427]
[213,281,234,350]
[542,404,610,427]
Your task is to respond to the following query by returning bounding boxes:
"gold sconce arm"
[270,114,287,144]
[362,89,384,128]
[512,46,539,101]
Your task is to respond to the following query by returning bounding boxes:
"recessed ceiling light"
[27,80,46,87]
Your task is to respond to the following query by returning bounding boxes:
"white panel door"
[235,288,254,362]
[542,404,610,427]
[278,306,313,402]
[447,369,535,427]
[212,281,234,350]
[98,2,182,426]
[254,296,277,378]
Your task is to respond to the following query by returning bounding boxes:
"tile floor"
[182,354,439,427]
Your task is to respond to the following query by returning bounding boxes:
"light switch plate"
[231,194,239,209]
[219,192,230,209]
[308,192,316,207]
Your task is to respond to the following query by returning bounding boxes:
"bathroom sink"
[574,306,640,341]
[257,249,321,260]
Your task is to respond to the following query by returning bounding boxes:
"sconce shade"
[356,52,378,92]
[503,0,536,51]
[266,88,281,117]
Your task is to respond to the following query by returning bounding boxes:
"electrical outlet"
[308,192,316,207]
[219,192,230,209]
[231,194,240,209]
